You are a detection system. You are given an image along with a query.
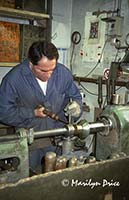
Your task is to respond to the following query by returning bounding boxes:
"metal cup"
[44,152,56,173]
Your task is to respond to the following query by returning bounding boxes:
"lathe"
[0,104,129,185]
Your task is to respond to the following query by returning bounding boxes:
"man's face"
[30,56,56,82]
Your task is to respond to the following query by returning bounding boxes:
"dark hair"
[28,41,59,65]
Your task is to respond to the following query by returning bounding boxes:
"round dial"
[71,31,81,45]
[125,33,129,46]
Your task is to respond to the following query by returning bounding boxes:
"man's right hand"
[34,105,47,118]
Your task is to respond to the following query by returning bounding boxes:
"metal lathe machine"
[0,104,129,185]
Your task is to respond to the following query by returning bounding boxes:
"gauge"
[125,33,129,46]
[71,31,81,45]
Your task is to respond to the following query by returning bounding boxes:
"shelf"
[0,6,50,20]
[0,62,19,67]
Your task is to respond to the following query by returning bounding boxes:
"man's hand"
[34,105,47,118]
[64,101,81,118]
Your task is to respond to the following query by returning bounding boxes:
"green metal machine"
[0,129,29,183]
[0,105,129,184]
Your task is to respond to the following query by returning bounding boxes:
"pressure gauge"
[71,31,81,45]
[125,33,129,46]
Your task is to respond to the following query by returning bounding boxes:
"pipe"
[33,118,111,141]
[98,77,103,108]
[0,134,20,142]
[88,122,109,133]
[106,79,111,105]
[33,127,68,139]
[0,117,112,143]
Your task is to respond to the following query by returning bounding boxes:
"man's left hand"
[64,101,81,118]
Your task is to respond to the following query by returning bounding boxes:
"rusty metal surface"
[0,156,129,200]
[0,21,20,62]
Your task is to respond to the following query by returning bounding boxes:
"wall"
[0,67,11,83]
[70,0,129,121]
[70,0,129,76]
[52,0,72,66]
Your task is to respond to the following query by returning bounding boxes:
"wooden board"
[0,0,15,8]
[0,21,20,62]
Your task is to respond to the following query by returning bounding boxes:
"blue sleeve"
[0,79,34,127]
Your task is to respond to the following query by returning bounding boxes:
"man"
[0,41,82,171]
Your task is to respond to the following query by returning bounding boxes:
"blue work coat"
[0,59,82,131]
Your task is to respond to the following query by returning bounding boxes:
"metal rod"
[106,79,111,105]
[98,77,103,108]
[74,76,126,87]
[0,134,19,142]
[33,127,68,139]
[89,122,109,133]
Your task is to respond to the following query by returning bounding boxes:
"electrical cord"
[80,82,107,98]
[84,60,100,78]
[80,82,98,96]
[116,86,122,91]
[70,31,81,72]
[84,41,107,78]
[113,48,122,62]
[70,43,76,72]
